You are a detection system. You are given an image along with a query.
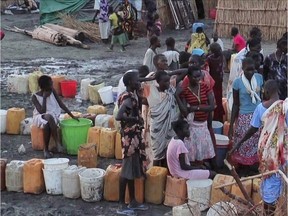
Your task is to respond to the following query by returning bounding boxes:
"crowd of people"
[113,26,287,215]
[33,8,287,215]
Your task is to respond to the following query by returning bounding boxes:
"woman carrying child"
[32,75,78,159]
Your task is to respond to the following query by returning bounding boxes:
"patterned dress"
[118,91,146,179]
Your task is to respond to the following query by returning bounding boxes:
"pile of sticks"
[4,24,90,49]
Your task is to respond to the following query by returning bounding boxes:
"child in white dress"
[32,75,78,158]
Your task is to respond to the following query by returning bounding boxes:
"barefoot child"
[116,72,148,215]
[32,75,78,159]
[167,119,216,180]
[108,6,127,52]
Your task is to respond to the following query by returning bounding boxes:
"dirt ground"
[0,13,277,216]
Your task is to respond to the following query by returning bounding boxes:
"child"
[209,32,224,51]
[116,72,148,215]
[163,37,180,70]
[143,36,161,72]
[167,119,216,180]
[147,13,162,38]
[108,6,127,52]
[207,42,225,122]
[32,75,78,159]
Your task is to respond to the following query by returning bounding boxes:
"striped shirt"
[180,82,211,121]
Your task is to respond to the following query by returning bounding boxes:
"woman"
[187,27,209,54]
[228,80,287,215]
[207,43,225,122]
[176,65,215,164]
[143,66,187,167]
[228,57,263,166]
[117,0,137,40]
[263,37,287,100]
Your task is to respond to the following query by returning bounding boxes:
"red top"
[180,82,211,121]
[233,34,246,52]
[0,30,5,40]
[182,69,215,92]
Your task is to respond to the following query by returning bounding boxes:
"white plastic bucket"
[98,86,113,105]
[212,121,223,134]
[62,165,86,199]
[43,158,69,170]
[112,87,118,103]
[79,168,105,202]
[186,179,213,211]
[43,168,63,195]
[207,201,237,216]
[0,110,7,133]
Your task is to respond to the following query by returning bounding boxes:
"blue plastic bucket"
[215,134,229,168]
[192,23,205,33]
[212,121,223,134]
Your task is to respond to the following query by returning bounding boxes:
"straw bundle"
[32,27,67,46]
[215,0,287,41]
[44,23,85,42]
[156,0,174,29]
[60,14,101,42]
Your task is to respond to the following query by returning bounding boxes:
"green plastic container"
[60,118,92,155]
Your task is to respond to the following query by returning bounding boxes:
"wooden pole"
[224,159,254,206]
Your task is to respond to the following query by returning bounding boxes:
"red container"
[60,80,77,98]
[209,8,217,19]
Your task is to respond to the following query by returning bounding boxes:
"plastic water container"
[51,75,65,95]
[207,201,237,216]
[1,159,7,191]
[43,168,64,195]
[215,134,229,168]
[192,22,205,33]
[62,165,86,199]
[60,118,92,155]
[98,86,114,105]
[79,168,106,202]
[104,165,122,201]
[80,78,95,100]
[23,159,45,194]
[0,110,7,133]
[164,176,187,207]
[5,160,25,192]
[60,80,77,98]
[212,121,223,134]
[112,87,118,103]
[7,74,29,94]
[28,71,42,93]
[6,107,26,135]
[186,179,213,211]
[88,82,105,104]
[173,203,201,216]
[43,158,69,170]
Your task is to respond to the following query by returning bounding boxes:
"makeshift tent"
[215,0,287,41]
[40,0,90,24]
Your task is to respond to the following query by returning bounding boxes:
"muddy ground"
[0,13,277,216]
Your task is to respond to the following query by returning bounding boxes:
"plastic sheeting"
[40,0,90,24]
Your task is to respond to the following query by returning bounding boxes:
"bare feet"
[44,150,53,159]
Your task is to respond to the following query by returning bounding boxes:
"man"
[92,0,110,44]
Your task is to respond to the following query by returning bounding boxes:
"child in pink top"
[166,119,216,180]
[231,27,246,52]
